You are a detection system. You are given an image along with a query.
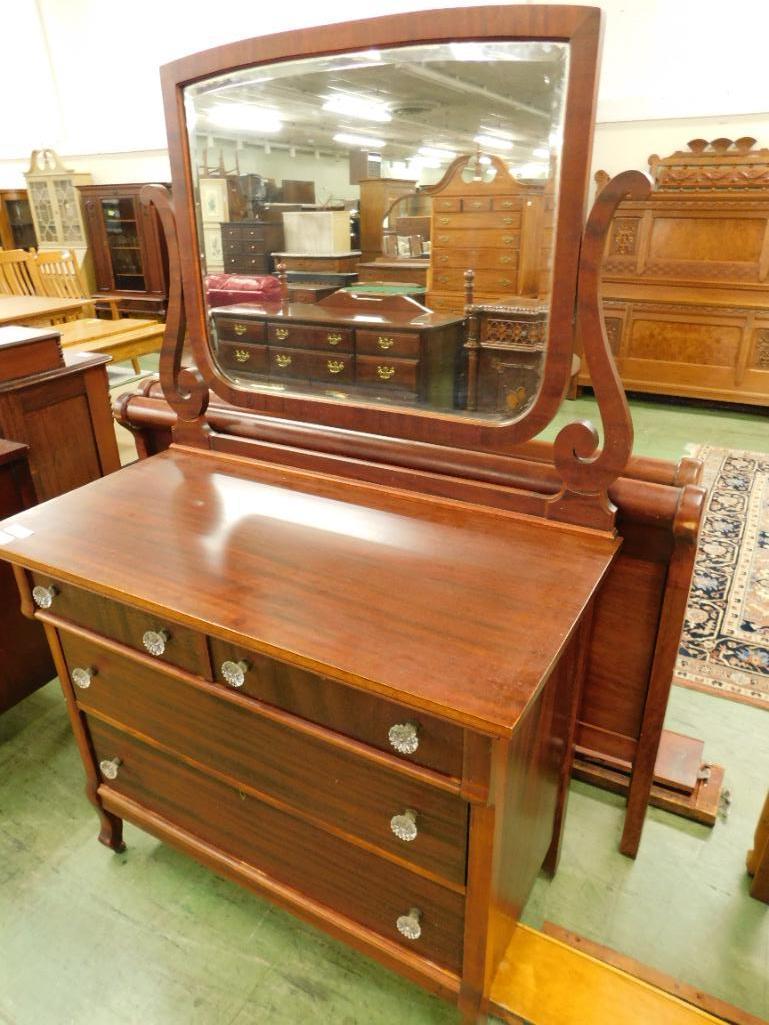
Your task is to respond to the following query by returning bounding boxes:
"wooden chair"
[34,250,120,319]
[0,249,41,296]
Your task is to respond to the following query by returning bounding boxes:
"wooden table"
[0,295,87,327]
[55,317,165,373]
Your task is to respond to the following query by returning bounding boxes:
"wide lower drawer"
[433,249,519,271]
[267,323,353,351]
[224,255,270,272]
[356,355,419,395]
[433,229,520,249]
[28,572,210,677]
[355,329,421,359]
[269,346,354,384]
[214,317,267,344]
[217,341,268,374]
[432,269,519,293]
[89,717,465,972]
[209,638,464,776]
[433,212,521,231]
[64,632,468,884]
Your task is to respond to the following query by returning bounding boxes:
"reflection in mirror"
[184,41,568,421]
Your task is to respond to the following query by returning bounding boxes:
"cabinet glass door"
[101,196,145,290]
[54,178,84,244]
[4,199,36,249]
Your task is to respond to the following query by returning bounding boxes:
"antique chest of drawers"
[220,218,284,275]
[0,446,617,1021]
[210,295,465,406]
[425,155,547,315]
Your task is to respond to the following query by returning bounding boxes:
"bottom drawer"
[89,717,465,972]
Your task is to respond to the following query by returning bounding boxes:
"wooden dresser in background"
[424,154,546,315]
[0,326,120,712]
[582,138,769,405]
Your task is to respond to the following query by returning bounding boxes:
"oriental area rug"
[674,445,769,711]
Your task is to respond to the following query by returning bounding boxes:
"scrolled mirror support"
[547,170,652,528]
[140,184,210,444]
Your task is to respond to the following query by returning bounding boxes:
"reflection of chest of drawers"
[211,298,464,406]
[1,447,617,1023]
[466,301,548,415]
[425,156,545,315]
[221,219,284,274]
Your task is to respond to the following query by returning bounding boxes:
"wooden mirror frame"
[157,5,602,454]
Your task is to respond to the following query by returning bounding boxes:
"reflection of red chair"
[205,273,281,308]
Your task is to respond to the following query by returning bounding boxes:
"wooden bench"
[56,317,164,374]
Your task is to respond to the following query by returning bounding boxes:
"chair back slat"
[0,249,41,296]
[34,249,89,301]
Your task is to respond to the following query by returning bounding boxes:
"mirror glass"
[184,40,568,421]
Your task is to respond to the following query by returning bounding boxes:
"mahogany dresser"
[582,138,769,404]
[211,291,465,407]
[220,215,285,275]
[424,155,546,315]
[0,9,657,1023]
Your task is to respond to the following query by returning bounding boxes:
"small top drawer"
[434,197,461,212]
[216,318,267,343]
[28,572,211,678]
[210,638,463,777]
[461,197,492,212]
[355,329,420,359]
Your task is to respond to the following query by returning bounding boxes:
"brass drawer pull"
[234,349,250,363]
[439,216,450,226]
[221,659,250,688]
[275,327,289,340]
[500,256,513,265]
[377,336,394,350]
[469,200,484,209]
[396,907,422,941]
[275,353,292,368]
[502,235,516,244]
[32,584,58,609]
[142,628,170,657]
[388,721,419,753]
[436,275,449,284]
[502,216,513,225]
[501,200,514,209]
[71,666,96,690]
[99,757,122,781]
[327,333,342,346]
[437,255,449,265]
[499,278,512,287]
[377,365,396,381]
[327,359,345,374]
[437,234,450,243]
[390,809,418,843]
[233,323,247,336]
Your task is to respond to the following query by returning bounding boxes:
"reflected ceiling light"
[418,146,457,161]
[408,155,440,170]
[449,42,488,61]
[207,103,282,133]
[478,155,492,165]
[323,94,391,122]
[514,161,549,178]
[333,132,385,148]
[474,133,514,151]
[533,147,549,158]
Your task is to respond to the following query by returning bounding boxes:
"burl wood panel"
[88,716,466,972]
[63,631,469,885]
[4,447,617,738]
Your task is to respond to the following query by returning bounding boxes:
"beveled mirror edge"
[158,4,602,456]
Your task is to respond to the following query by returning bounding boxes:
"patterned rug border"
[674,443,769,713]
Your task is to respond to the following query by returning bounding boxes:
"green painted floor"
[1,394,768,1024]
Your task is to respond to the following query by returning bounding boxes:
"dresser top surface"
[0,447,618,736]
[211,300,464,330]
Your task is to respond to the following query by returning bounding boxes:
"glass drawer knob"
[390,809,418,843]
[99,757,121,781]
[396,907,422,941]
[388,721,419,755]
[221,659,250,688]
[71,666,95,690]
[142,629,169,657]
[32,584,57,609]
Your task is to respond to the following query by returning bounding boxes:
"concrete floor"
[1,389,768,1024]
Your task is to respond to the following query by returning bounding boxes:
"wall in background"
[1,0,768,196]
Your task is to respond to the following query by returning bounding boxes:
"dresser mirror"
[160,6,600,450]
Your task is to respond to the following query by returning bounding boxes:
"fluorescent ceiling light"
[418,146,457,161]
[533,147,550,159]
[207,103,282,133]
[474,133,514,151]
[333,132,385,148]
[515,161,549,178]
[323,94,391,122]
[408,155,441,170]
